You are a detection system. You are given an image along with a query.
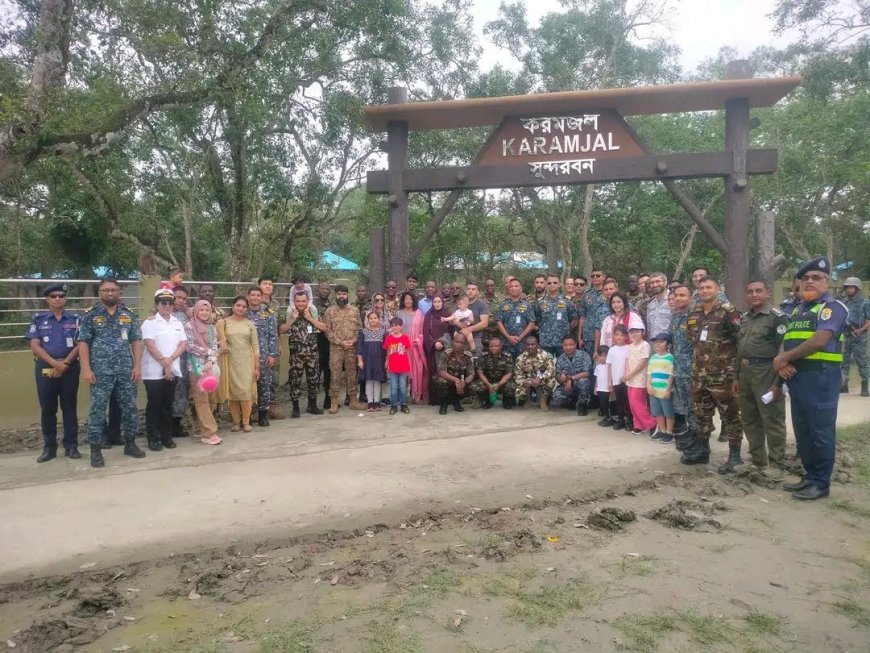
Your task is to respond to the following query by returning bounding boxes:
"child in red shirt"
[384,317,412,414]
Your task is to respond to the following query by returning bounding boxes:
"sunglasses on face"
[375,299,385,303]
[48,293,66,299]
[591,273,603,278]
[576,282,586,287]
[158,300,174,305]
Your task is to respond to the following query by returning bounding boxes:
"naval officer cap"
[43,283,68,296]
[796,257,831,279]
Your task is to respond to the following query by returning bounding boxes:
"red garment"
[384,333,412,374]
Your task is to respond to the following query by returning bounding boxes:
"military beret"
[43,283,68,296]
[796,257,831,278]
[843,276,861,288]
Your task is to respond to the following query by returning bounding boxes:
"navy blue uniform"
[25,311,80,450]
[782,292,848,490]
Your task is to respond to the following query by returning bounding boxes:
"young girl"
[606,325,632,430]
[442,295,476,350]
[357,311,387,412]
[384,317,412,415]
[647,333,675,443]
[623,326,657,435]
[594,345,611,426]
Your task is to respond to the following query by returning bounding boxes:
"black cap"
[43,283,67,296]
[796,257,831,279]
[653,332,671,343]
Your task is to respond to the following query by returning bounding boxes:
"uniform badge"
[820,308,832,321]
[776,325,787,334]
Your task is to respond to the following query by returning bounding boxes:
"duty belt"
[741,357,773,366]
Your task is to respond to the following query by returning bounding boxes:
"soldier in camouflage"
[591,279,619,353]
[434,333,476,414]
[247,287,278,427]
[323,285,366,413]
[282,291,326,418]
[78,277,147,468]
[668,284,697,451]
[513,334,556,410]
[535,274,578,358]
[482,278,501,347]
[841,277,869,396]
[551,335,593,415]
[496,278,536,358]
[682,277,743,466]
[469,337,516,408]
[578,269,607,355]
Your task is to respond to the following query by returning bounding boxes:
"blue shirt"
[419,297,434,315]
[25,311,80,359]
[783,292,848,361]
[77,304,142,373]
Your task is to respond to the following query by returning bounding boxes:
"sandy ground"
[0,396,868,652]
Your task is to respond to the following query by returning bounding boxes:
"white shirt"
[141,314,185,380]
[594,363,610,393]
[606,345,630,386]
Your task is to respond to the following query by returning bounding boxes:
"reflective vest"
[783,302,844,363]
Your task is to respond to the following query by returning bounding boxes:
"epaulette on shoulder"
[721,302,735,311]
[771,307,785,316]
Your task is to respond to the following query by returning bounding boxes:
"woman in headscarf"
[217,295,259,432]
[184,300,223,445]
[422,295,450,405]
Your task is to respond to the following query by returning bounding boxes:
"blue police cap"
[796,257,831,279]
[43,283,68,296]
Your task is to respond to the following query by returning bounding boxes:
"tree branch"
[661,180,728,253]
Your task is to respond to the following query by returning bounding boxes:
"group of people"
[26,260,868,500]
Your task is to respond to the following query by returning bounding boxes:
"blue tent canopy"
[321,251,360,271]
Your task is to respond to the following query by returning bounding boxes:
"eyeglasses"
[802,274,826,282]
[157,300,174,305]
[576,282,586,287]
[99,289,119,294]
[375,298,385,303]
[547,281,559,285]
[591,273,603,278]
[48,293,66,299]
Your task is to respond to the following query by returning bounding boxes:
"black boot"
[323,394,332,410]
[161,434,177,449]
[291,400,301,419]
[439,401,448,415]
[503,396,515,409]
[576,401,588,416]
[124,440,146,458]
[37,447,56,463]
[258,411,270,427]
[717,444,744,474]
[862,380,869,397]
[147,435,163,452]
[612,419,625,431]
[90,444,104,468]
[453,398,465,412]
[307,395,323,415]
[673,413,687,435]
[674,429,697,452]
[717,427,728,442]
[172,417,188,438]
[64,446,81,459]
[680,438,710,465]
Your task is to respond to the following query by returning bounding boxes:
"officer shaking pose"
[773,258,848,501]
[26,283,81,462]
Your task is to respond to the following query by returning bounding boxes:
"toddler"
[647,332,675,443]
[594,345,611,424]
[442,295,476,350]
[623,326,657,435]
[605,325,632,430]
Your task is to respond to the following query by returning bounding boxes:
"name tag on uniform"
[556,311,562,321]
[66,337,74,348]
[121,330,129,341]
[43,336,50,342]
[700,328,708,342]
[307,325,313,334]
[515,315,521,325]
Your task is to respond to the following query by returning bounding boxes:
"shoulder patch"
[820,307,832,321]
[776,324,787,335]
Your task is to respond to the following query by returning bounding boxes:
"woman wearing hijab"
[422,295,450,405]
[217,295,260,432]
[184,300,223,445]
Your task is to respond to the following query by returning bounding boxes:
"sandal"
[231,424,240,432]
[242,424,253,432]
[200,434,222,445]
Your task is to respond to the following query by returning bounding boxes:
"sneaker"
[389,405,398,415]
[374,404,383,412]
[366,404,376,413]
[631,427,644,435]
[654,432,675,444]
[598,417,614,427]
[201,434,222,445]
[401,405,410,414]
[649,427,660,439]
[612,421,625,431]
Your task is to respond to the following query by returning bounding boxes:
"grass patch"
[613,614,679,653]
[259,619,316,653]
[363,619,421,653]
[832,598,870,628]
[744,611,783,636]
[413,567,465,597]
[484,576,598,628]
[612,555,661,578]
[838,423,870,487]
[830,499,870,520]
[680,612,734,646]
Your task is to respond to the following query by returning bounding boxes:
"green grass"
[680,612,733,646]
[612,555,661,577]
[744,611,783,636]
[259,619,316,653]
[830,499,870,519]
[832,598,870,628]
[838,423,870,487]
[613,614,679,653]
[484,576,598,627]
[363,620,421,653]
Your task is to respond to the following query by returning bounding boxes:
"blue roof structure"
[321,251,360,271]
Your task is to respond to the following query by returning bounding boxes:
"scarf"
[422,295,449,351]
[190,300,213,350]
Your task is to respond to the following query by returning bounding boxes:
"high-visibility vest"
[783,302,844,363]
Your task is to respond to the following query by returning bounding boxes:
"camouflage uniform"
[482,293,502,346]
[384,296,400,315]
[469,351,516,402]
[496,297,536,358]
[589,299,612,349]
[264,296,283,398]
[323,304,362,397]
[433,348,475,400]
[247,304,278,412]
[513,350,556,403]
[313,296,332,400]
[669,310,696,431]
[535,294,577,357]
[691,289,729,308]
[737,304,789,467]
[581,289,606,354]
[171,309,190,420]
[286,306,321,400]
[78,304,142,445]
[551,350,593,407]
[842,291,869,382]
[686,301,743,444]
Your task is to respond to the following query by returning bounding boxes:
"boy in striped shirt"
[647,332,675,443]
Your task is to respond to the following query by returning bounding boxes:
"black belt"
[741,357,773,366]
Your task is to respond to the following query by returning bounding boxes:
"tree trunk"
[673,224,698,282]
[225,109,247,279]
[182,201,194,277]
[579,184,595,277]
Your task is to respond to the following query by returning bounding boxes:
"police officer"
[735,280,789,479]
[774,258,848,500]
[26,283,81,462]
[779,275,801,315]
[840,277,869,396]
[78,277,146,468]
[282,291,326,417]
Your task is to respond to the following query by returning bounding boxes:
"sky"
[469,0,799,74]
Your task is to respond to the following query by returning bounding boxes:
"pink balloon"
[198,374,218,393]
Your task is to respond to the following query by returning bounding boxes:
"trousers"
[842,332,868,381]
[672,375,696,430]
[389,373,408,406]
[35,361,79,449]
[87,372,138,445]
[144,378,177,442]
[329,346,358,397]
[189,374,218,437]
[256,358,273,411]
[789,364,840,490]
[551,378,591,407]
[691,381,742,445]
[288,350,319,400]
[738,364,786,467]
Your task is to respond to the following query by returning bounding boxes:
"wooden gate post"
[368,226,386,292]
[386,87,410,284]
[723,61,751,309]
